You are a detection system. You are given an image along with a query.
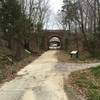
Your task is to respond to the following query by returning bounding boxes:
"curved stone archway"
[48,36,61,50]
[43,30,65,50]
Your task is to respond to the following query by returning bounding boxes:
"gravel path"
[0,50,100,100]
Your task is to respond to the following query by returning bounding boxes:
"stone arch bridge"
[43,30,65,50]
[28,30,65,51]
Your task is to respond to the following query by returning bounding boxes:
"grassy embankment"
[66,65,100,100]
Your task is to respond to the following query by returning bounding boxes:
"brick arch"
[47,35,62,49]
[43,30,65,50]
[48,34,62,41]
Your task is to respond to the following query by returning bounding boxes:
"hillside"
[0,46,39,83]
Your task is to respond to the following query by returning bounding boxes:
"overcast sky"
[50,0,63,13]
[46,0,63,30]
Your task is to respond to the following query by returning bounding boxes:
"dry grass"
[56,50,100,63]
[0,46,40,83]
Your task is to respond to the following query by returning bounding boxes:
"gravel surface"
[0,50,100,100]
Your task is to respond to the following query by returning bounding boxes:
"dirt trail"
[0,50,100,100]
[0,51,68,100]
[19,51,68,100]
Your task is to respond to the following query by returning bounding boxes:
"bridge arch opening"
[48,36,61,50]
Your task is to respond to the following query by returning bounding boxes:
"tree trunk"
[14,40,24,60]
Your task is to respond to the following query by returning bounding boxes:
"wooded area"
[0,0,100,99]
[0,0,100,60]
[0,0,49,60]
[58,0,100,57]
